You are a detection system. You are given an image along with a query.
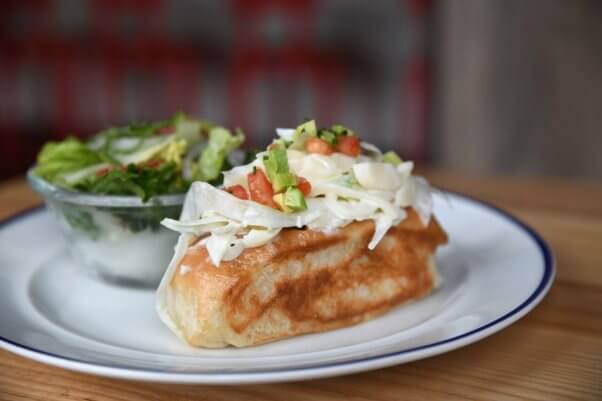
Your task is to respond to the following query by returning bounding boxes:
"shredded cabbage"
[161,128,434,266]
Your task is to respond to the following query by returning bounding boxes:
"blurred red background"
[0,0,433,181]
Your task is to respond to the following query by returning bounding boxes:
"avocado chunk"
[382,151,402,166]
[272,173,297,193]
[263,146,285,181]
[289,120,318,150]
[294,120,317,138]
[263,145,296,192]
[272,193,292,213]
[272,187,307,212]
[284,187,307,211]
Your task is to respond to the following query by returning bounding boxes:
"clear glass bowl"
[27,170,184,288]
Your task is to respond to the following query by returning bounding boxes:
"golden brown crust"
[167,210,448,347]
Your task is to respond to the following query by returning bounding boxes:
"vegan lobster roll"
[157,120,448,348]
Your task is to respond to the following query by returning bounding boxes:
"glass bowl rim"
[27,169,186,208]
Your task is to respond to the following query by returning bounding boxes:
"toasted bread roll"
[161,210,447,348]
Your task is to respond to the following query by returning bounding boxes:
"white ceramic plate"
[0,193,554,384]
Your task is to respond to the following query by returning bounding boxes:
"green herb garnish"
[74,162,187,202]
[318,129,337,145]
[330,124,355,136]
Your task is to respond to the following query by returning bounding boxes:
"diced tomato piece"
[335,136,361,157]
[247,168,278,209]
[144,159,163,168]
[296,176,312,196]
[226,185,249,200]
[95,167,113,177]
[305,137,334,155]
[157,126,175,135]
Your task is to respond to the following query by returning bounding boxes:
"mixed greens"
[33,113,248,238]
[34,112,245,201]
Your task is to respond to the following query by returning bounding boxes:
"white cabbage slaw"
[160,130,434,267]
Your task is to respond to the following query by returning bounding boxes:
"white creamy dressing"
[161,132,434,268]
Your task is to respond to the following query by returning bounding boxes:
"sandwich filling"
[161,120,433,267]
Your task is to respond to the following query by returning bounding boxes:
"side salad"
[33,112,246,201]
[29,114,250,286]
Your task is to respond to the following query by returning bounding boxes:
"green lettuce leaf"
[34,137,102,182]
[194,127,244,182]
[93,113,209,166]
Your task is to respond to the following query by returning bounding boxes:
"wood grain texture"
[1,172,601,401]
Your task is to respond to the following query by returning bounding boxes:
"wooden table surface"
[0,172,601,401]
